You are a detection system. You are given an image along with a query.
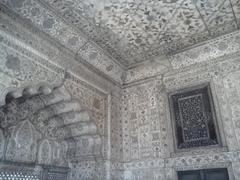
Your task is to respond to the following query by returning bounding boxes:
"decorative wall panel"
[0,14,114,179]
[111,95,123,161]
[169,84,219,149]
[69,160,106,180]
[223,71,240,149]
[122,80,170,161]
[64,77,107,158]
[64,77,109,180]
[117,58,240,180]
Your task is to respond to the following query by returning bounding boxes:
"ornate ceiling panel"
[38,0,240,68]
[3,0,240,68]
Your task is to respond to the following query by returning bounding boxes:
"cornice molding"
[0,1,125,84]
[124,30,240,84]
[1,0,240,86]
[0,11,121,95]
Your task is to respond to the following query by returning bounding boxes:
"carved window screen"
[0,163,69,180]
[169,84,220,149]
[0,171,40,180]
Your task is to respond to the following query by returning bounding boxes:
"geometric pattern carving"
[179,95,209,142]
[169,84,219,149]
[0,163,70,180]
[0,171,39,180]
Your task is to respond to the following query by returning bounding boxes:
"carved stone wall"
[0,83,107,177]
[0,10,121,180]
[124,30,240,84]
[0,86,71,166]
[119,57,240,180]
[63,76,109,180]
[0,0,124,84]
[122,80,169,161]
[1,3,240,180]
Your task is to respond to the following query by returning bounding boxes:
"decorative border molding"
[0,10,122,92]
[111,151,240,170]
[124,30,240,84]
[2,0,240,85]
[0,2,124,84]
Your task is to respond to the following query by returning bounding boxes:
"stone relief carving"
[170,32,240,70]
[64,78,107,158]
[0,0,124,84]
[3,0,240,85]
[0,20,112,179]
[0,86,75,164]
[38,140,52,165]
[3,0,239,68]
[223,71,240,149]
[122,80,169,161]
[0,83,105,179]
[6,120,38,163]
[118,57,240,179]
[1,2,240,179]
[110,95,123,161]
[0,31,65,105]
[69,160,107,180]
[124,31,240,84]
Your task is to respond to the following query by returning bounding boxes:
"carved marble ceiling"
[37,0,239,67]
[2,0,240,68]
